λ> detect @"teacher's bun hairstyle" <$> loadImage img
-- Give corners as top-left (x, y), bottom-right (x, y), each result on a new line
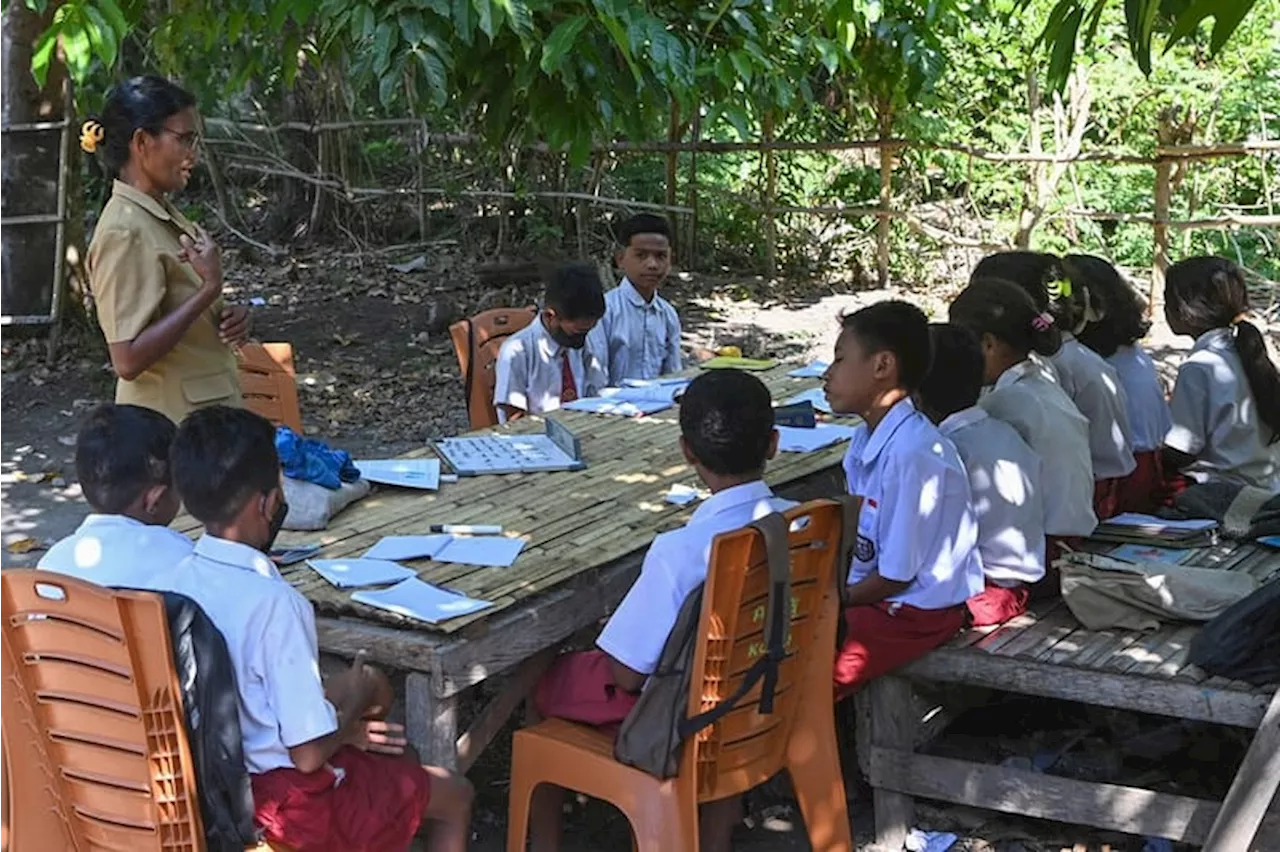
top-left (80, 75), bottom-right (195, 179)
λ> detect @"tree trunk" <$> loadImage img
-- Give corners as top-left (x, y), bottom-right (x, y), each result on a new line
top-left (875, 100), bottom-right (894, 288)
top-left (2, 2), bottom-right (69, 321)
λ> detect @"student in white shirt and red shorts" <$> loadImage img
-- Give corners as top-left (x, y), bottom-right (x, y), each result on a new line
top-left (530, 369), bottom-right (793, 852)
top-left (821, 301), bottom-right (985, 699)
top-left (915, 324), bottom-right (1047, 625)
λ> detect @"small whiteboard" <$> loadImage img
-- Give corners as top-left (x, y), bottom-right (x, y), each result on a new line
top-left (433, 419), bottom-right (585, 476)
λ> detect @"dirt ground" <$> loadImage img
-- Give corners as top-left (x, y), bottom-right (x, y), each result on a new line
top-left (2, 245), bottom-right (1274, 851)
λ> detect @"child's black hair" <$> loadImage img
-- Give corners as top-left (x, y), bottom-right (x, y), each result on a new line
top-left (82, 75), bottom-right (196, 180)
top-left (1068, 254), bottom-right (1150, 358)
top-left (170, 406), bottom-right (280, 525)
top-left (679, 369), bottom-right (775, 477)
top-left (950, 277), bottom-right (1063, 358)
top-left (839, 300), bottom-right (932, 392)
top-left (75, 404), bottom-right (177, 515)
top-left (973, 250), bottom-right (1091, 333)
top-left (917, 324), bottom-right (986, 421)
top-left (1165, 256), bottom-right (1280, 441)
top-left (615, 214), bottom-right (672, 248)
top-left (544, 262), bottom-right (606, 321)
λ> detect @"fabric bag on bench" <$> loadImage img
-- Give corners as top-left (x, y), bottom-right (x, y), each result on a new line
top-left (1058, 552), bottom-right (1258, 631)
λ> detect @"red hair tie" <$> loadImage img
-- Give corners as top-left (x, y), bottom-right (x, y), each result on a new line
top-left (1031, 312), bottom-right (1054, 332)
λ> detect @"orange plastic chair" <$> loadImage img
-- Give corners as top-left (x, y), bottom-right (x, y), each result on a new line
top-left (506, 498), bottom-right (856, 852)
top-left (0, 570), bottom-right (282, 852)
top-left (449, 306), bottom-right (537, 430)
top-left (238, 342), bottom-right (302, 433)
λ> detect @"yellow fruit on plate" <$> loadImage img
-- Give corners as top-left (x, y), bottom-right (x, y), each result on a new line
top-left (717, 345), bottom-right (742, 358)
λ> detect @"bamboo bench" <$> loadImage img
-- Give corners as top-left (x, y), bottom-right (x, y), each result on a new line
top-left (856, 542), bottom-right (1279, 850)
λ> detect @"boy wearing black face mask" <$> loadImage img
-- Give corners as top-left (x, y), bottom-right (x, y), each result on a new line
top-left (169, 406), bottom-right (474, 851)
top-left (495, 261), bottom-right (608, 423)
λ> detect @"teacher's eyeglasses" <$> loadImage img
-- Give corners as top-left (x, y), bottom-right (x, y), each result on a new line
top-left (159, 128), bottom-right (201, 150)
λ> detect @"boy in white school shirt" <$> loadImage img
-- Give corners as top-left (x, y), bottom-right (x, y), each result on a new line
top-left (916, 324), bottom-right (1047, 626)
top-left (166, 406), bottom-right (473, 852)
top-left (822, 301), bottom-right (985, 699)
top-left (588, 214), bottom-right (683, 383)
top-left (529, 369), bottom-right (792, 852)
top-left (495, 261), bottom-right (608, 423)
top-left (39, 403), bottom-right (193, 587)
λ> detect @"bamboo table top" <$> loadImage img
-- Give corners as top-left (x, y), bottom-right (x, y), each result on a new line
top-left (174, 364), bottom-right (853, 634)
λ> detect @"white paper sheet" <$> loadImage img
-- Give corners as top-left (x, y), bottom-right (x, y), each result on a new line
top-left (561, 397), bottom-right (671, 417)
top-left (602, 382), bottom-right (689, 403)
top-left (621, 377), bottom-right (691, 388)
top-left (306, 558), bottom-right (417, 589)
top-left (434, 536), bottom-right (526, 568)
top-left (782, 387), bottom-right (834, 414)
top-left (351, 578), bottom-right (493, 624)
top-left (665, 483), bottom-right (702, 506)
top-left (1104, 513), bottom-right (1216, 531)
top-left (362, 535), bottom-right (452, 561)
top-left (353, 458), bottom-right (441, 490)
top-left (776, 423), bottom-right (860, 452)
top-left (787, 361), bottom-right (830, 378)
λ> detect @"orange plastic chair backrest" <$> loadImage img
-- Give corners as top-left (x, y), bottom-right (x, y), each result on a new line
top-left (449, 306), bottom-right (537, 430)
top-left (682, 498), bottom-right (848, 801)
top-left (238, 342), bottom-right (302, 433)
top-left (1, 570), bottom-right (204, 851)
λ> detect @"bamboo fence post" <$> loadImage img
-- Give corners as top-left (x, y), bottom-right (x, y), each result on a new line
top-left (1152, 154), bottom-right (1173, 313)
top-left (686, 102), bottom-right (701, 270)
top-left (665, 101), bottom-right (680, 212)
top-left (763, 110), bottom-right (778, 278)
top-left (876, 113), bottom-right (894, 288)
top-left (417, 119), bottom-right (428, 243)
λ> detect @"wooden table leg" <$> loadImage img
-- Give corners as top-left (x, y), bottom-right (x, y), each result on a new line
top-left (856, 675), bottom-right (918, 851)
top-left (406, 671), bottom-right (460, 771)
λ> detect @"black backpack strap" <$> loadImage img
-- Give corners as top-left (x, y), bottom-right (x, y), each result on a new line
top-left (676, 511), bottom-right (791, 739)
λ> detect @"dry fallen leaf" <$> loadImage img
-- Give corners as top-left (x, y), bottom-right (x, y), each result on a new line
top-left (7, 537), bottom-right (45, 554)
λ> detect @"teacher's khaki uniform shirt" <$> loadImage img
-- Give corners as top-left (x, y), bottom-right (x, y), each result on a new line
top-left (87, 180), bottom-right (241, 423)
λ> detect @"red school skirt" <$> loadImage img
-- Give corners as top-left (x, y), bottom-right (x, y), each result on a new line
top-left (534, 649), bottom-right (640, 734)
top-left (1114, 450), bottom-right (1164, 515)
top-left (251, 746), bottom-right (432, 852)
top-left (834, 601), bottom-right (967, 701)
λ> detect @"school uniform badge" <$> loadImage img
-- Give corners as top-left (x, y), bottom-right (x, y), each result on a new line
top-left (855, 534), bottom-right (876, 562)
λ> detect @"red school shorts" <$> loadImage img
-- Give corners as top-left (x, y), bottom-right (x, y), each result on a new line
top-left (966, 580), bottom-right (1030, 627)
top-left (1093, 477), bottom-right (1121, 521)
top-left (534, 649), bottom-right (640, 734)
top-left (834, 601), bottom-right (967, 701)
top-left (251, 745), bottom-right (432, 852)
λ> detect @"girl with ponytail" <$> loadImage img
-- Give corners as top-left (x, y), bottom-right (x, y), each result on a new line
top-left (950, 278), bottom-right (1097, 556)
top-left (1163, 257), bottom-right (1280, 491)
top-left (973, 251), bottom-right (1137, 519)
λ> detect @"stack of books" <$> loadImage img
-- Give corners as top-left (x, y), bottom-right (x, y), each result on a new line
top-left (1090, 513), bottom-right (1219, 548)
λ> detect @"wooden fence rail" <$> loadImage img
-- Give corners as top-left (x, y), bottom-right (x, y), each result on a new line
top-left (201, 115), bottom-right (1277, 304)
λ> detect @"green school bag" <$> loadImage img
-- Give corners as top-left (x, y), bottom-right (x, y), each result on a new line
top-left (612, 511), bottom-right (793, 779)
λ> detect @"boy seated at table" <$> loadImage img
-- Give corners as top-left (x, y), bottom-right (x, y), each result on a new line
top-left (495, 261), bottom-right (609, 422)
top-left (166, 405), bottom-right (473, 852)
top-left (39, 403), bottom-right (193, 588)
top-left (822, 301), bottom-right (985, 698)
top-left (528, 369), bottom-right (792, 852)
top-left (588, 214), bottom-right (683, 383)
top-left (915, 324), bottom-right (1047, 625)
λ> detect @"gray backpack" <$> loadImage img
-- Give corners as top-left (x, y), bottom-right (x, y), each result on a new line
top-left (613, 512), bottom-right (793, 779)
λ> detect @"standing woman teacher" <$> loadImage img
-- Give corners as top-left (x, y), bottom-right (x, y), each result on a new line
top-left (82, 75), bottom-right (249, 423)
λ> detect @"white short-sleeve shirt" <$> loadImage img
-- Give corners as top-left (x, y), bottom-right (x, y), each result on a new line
top-left (587, 278), bottom-right (683, 384)
top-left (38, 514), bottom-right (194, 589)
top-left (165, 535), bottom-right (339, 774)
top-left (1051, 335), bottom-right (1137, 480)
top-left (980, 360), bottom-right (1098, 537)
top-left (842, 398), bottom-right (985, 610)
top-left (1107, 344), bottom-right (1171, 453)
top-left (596, 480), bottom-right (796, 676)
top-left (939, 407), bottom-right (1046, 586)
top-left (1165, 328), bottom-right (1280, 491)
top-left (494, 316), bottom-right (608, 423)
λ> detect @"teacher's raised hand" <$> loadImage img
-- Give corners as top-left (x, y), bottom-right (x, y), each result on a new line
top-left (178, 225), bottom-right (223, 292)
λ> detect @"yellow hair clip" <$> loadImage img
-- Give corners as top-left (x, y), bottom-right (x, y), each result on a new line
top-left (1047, 276), bottom-right (1073, 301)
top-left (80, 120), bottom-right (104, 153)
